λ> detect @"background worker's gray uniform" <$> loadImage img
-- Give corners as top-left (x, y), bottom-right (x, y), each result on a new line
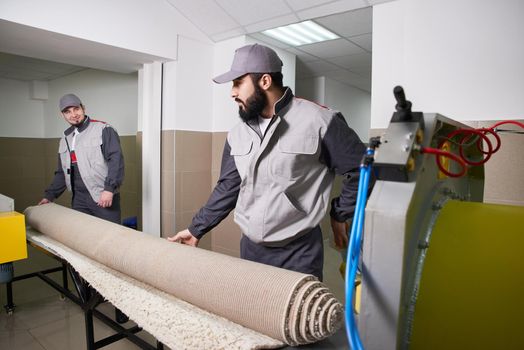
top-left (44, 117), bottom-right (124, 224)
top-left (187, 88), bottom-right (369, 280)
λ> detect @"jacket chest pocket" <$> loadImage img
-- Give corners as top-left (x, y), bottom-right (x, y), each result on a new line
top-left (58, 142), bottom-right (69, 166)
top-left (271, 134), bottom-right (319, 180)
top-left (230, 141), bottom-right (253, 178)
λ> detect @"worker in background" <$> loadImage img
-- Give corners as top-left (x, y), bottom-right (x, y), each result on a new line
top-left (38, 93), bottom-right (127, 323)
top-left (169, 44), bottom-right (368, 281)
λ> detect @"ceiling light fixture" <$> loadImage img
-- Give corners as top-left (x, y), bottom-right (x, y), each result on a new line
top-left (262, 20), bottom-right (339, 46)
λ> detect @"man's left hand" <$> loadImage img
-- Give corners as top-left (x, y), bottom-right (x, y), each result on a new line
top-left (98, 191), bottom-right (114, 208)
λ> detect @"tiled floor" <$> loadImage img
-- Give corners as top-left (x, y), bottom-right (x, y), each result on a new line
top-left (0, 240), bottom-right (347, 350)
top-left (0, 297), bottom-right (160, 350)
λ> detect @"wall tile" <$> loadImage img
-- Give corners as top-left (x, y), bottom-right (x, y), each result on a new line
top-left (211, 132), bottom-right (228, 172)
top-left (161, 170), bottom-right (175, 213)
top-left (174, 171), bottom-right (182, 214)
top-left (21, 156), bottom-right (46, 179)
top-left (175, 131), bottom-right (211, 172)
top-left (477, 120), bottom-right (524, 205)
top-left (123, 163), bottom-right (137, 193)
top-left (180, 171), bottom-right (211, 211)
top-left (45, 139), bottom-right (60, 156)
top-left (211, 213), bottom-right (241, 256)
top-left (161, 130), bottom-right (175, 172)
top-left (175, 212), bottom-right (185, 233)
top-left (161, 210), bottom-right (175, 237)
top-left (120, 135), bottom-right (137, 161)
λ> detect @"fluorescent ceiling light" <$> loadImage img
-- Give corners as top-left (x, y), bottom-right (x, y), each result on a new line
top-left (262, 20), bottom-right (339, 46)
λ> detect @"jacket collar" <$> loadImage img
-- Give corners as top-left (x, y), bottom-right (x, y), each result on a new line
top-left (64, 116), bottom-right (90, 136)
top-left (273, 87), bottom-right (293, 117)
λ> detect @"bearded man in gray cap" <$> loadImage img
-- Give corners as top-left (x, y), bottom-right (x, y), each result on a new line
top-left (169, 44), bottom-right (369, 281)
top-left (39, 93), bottom-right (124, 224)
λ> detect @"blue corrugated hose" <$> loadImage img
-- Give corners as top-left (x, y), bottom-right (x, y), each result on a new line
top-left (345, 148), bottom-right (374, 350)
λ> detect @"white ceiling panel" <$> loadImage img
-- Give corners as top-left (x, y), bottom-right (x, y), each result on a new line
top-left (298, 38), bottom-right (366, 58)
top-left (244, 13), bottom-right (299, 33)
top-left (367, 0), bottom-right (395, 4)
top-left (327, 52), bottom-right (372, 72)
top-left (0, 52), bottom-right (86, 81)
top-left (348, 33), bottom-right (372, 51)
top-left (297, 0), bottom-right (367, 21)
top-left (211, 27), bottom-right (248, 42)
top-left (325, 69), bottom-right (371, 91)
top-left (285, 0), bottom-right (336, 11)
top-left (1, 0), bottom-right (377, 92)
top-left (316, 6), bottom-right (372, 37)
top-left (297, 59), bottom-right (340, 78)
top-left (283, 47), bottom-right (319, 62)
top-left (216, 0), bottom-right (292, 26)
top-left (166, 0), bottom-right (240, 35)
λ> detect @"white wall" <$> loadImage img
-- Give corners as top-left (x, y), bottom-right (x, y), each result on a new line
top-left (372, 0), bottom-right (524, 128)
top-left (45, 70), bottom-right (138, 137)
top-left (0, 78), bottom-right (45, 137)
top-left (0, 71), bottom-right (137, 138)
top-left (166, 36), bottom-right (214, 131)
top-left (296, 76), bottom-right (326, 104)
top-left (325, 78), bottom-right (371, 141)
top-left (0, 0), bottom-right (209, 60)
top-left (295, 76), bottom-right (372, 141)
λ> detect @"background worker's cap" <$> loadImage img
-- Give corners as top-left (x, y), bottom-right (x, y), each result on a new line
top-left (59, 94), bottom-right (82, 111)
top-left (213, 44), bottom-right (283, 84)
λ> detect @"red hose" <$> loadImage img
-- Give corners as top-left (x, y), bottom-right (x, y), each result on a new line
top-left (422, 146), bottom-right (467, 178)
top-left (423, 119), bottom-right (522, 178)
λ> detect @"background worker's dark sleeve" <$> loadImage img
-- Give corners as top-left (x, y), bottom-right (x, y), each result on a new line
top-left (188, 140), bottom-right (241, 239)
top-left (320, 112), bottom-right (373, 222)
top-left (101, 126), bottom-right (125, 192)
top-left (44, 155), bottom-right (67, 201)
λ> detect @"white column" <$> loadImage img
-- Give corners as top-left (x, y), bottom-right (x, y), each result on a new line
top-left (138, 62), bottom-right (162, 236)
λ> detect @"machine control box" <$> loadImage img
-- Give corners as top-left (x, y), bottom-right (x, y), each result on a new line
top-left (374, 121), bottom-right (423, 182)
top-left (0, 211), bottom-right (28, 264)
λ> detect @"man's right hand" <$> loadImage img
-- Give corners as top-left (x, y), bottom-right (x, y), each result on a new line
top-left (38, 198), bottom-right (50, 205)
top-left (167, 229), bottom-right (199, 247)
top-left (331, 217), bottom-right (349, 249)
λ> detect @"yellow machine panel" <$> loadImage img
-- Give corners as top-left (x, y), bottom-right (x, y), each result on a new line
top-left (411, 201), bottom-right (524, 350)
top-left (0, 211), bottom-right (27, 264)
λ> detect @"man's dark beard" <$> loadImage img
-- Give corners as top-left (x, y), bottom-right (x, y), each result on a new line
top-left (237, 85), bottom-right (268, 123)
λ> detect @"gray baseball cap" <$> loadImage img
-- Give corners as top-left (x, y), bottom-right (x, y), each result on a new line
top-left (59, 93), bottom-right (82, 111)
top-left (213, 43), bottom-right (283, 84)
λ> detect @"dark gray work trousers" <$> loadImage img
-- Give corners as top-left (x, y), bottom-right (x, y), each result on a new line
top-left (240, 226), bottom-right (324, 281)
top-left (71, 165), bottom-right (121, 224)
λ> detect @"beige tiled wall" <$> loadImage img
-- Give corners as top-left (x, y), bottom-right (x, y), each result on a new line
top-left (172, 130), bottom-right (213, 250)
top-left (0, 137), bottom-right (49, 212)
top-left (470, 120), bottom-right (524, 206)
top-left (166, 130), bottom-right (240, 255)
top-left (161, 130), bottom-right (175, 237)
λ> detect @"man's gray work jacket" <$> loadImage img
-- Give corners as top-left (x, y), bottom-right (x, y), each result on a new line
top-left (189, 88), bottom-right (366, 246)
top-left (45, 117), bottom-right (124, 203)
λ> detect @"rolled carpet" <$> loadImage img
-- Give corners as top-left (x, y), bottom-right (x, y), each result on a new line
top-left (24, 203), bottom-right (343, 346)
